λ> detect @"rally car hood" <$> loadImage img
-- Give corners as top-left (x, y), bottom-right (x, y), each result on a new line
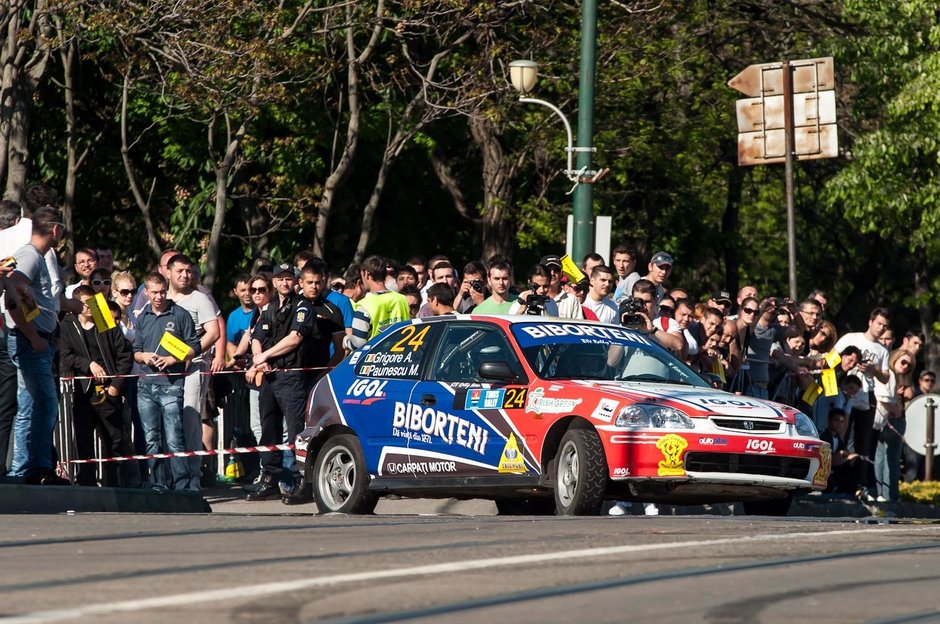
top-left (569, 380), bottom-right (794, 422)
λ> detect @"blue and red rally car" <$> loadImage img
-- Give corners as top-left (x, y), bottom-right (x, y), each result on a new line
top-left (294, 315), bottom-right (829, 515)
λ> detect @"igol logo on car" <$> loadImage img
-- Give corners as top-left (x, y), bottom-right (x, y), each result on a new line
top-left (745, 439), bottom-right (776, 454)
top-left (342, 379), bottom-right (388, 405)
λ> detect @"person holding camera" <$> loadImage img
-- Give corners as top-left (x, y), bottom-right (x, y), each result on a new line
top-left (508, 264), bottom-right (559, 316)
top-left (619, 279), bottom-right (683, 353)
top-left (832, 307), bottom-right (891, 500)
top-left (455, 261), bottom-right (488, 314)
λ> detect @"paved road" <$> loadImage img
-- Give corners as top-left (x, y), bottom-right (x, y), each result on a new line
top-left (1, 502), bottom-right (939, 623)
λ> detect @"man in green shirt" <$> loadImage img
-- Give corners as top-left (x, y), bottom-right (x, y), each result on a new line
top-left (473, 259), bottom-right (514, 315)
top-left (344, 255), bottom-right (410, 351)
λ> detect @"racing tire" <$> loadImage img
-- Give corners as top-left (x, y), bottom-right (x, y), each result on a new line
top-left (742, 494), bottom-right (792, 517)
top-left (554, 428), bottom-right (607, 516)
top-left (495, 497), bottom-right (557, 516)
top-left (312, 434), bottom-right (377, 515)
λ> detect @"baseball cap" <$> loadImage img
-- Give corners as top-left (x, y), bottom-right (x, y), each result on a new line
top-left (540, 254), bottom-right (562, 269)
top-left (711, 290), bottom-right (732, 305)
top-left (650, 251), bottom-right (673, 267)
top-left (274, 262), bottom-right (296, 277)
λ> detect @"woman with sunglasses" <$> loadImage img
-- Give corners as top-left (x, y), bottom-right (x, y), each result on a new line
top-left (233, 274), bottom-right (273, 456)
top-left (109, 270), bottom-right (147, 479)
top-left (873, 348), bottom-right (915, 502)
top-left (110, 271), bottom-right (137, 337)
top-left (90, 268), bottom-right (113, 300)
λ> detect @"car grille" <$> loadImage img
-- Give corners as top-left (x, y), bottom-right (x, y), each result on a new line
top-left (685, 452), bottom-right (810, 479)
top-left (709, 417), bottom-right (783, 433)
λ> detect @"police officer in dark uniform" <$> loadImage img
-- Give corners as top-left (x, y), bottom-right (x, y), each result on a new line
top-left (298, 259), bottom-right (346, 387)
top-left (280, 259), bottom-right (346, 504)
top-left (244, 262), bottom-right (311, 500)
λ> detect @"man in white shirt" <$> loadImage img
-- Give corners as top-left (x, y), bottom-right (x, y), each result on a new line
top-left (167, 253), bottom-right (221, 490)
top-left (832, 307), bottom-right (891, 497)
top-left (582, 265), bottom-right (618, 324)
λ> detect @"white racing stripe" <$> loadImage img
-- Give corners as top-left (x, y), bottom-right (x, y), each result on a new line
top-left (4, 526), bottom-right (938, 623)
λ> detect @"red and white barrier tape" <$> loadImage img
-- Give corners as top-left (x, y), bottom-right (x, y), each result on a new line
top-left (60, 364), bottom-right (331, 382)
top-left (66, 443), bottom-right (296, 464)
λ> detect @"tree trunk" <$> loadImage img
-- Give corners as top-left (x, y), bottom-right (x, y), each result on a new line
top-left (721, 156), bottom-right (744, 295)
top-left (469, 111), bottom-right (515, 261)
top-left (1, 1), bottom-right (52, 202)
top-left (204, 115), bottom-right (248, 291)
top-left (60, 36), bottom-right (78, 262)
top-left (313, 0), bottom-right (385, 257)
top-left (120, 71), bottom-right (163, 260)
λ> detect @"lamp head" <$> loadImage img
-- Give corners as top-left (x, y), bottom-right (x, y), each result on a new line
top-left (509, 59), bottom-right (539, 95)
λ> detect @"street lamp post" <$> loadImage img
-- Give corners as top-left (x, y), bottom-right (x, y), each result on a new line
top-left (510, 47), bottom-right (603, 262)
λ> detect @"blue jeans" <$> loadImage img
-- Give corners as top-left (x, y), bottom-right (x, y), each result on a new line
top-left (875, 418), bottom-right (905, 502)
top-left (137, 383), bottom-right (193, 490)
top-left (8, 333), bottom-right (58, 478)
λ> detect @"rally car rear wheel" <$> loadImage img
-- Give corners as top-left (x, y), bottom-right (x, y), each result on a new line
top-left (554, 428), bottom-right (607, 516)
top-left (313, 434), bottom-right (377, 515)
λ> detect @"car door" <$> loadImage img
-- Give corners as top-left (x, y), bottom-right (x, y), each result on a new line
top-left (341, 321), bottom-right (439, 479)
top-left (409, 322), bottom-right (539, 480)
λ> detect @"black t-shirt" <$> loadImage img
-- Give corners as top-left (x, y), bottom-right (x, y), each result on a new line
top-left (82, 325), bottom-right (105, 369)
top-left (301, 296), bottom-right (344, 369)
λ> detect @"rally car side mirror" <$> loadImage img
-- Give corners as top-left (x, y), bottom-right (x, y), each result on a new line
top-left (479, 361), bottom-right (518, 383)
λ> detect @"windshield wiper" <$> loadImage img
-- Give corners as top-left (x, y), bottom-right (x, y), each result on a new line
top-left (619, 374), bottom-right (695, 385)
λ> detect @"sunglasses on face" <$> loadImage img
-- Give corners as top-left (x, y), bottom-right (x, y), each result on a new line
top-left (742, 307), bottom-right (758, 315)
top-left (116, 288), bottom-right (134, 297)
top-left (250, 286), bottom-right (268, 294)
top-left (92, 279), bottom-right (112, 286)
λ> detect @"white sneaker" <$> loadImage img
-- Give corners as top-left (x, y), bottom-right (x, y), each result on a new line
top-left (876, 495), bottom-right (888, 503)
top-left (644, 503), bottom-right (660, 516)
top-left (608, 501), bottom-right (631, 516)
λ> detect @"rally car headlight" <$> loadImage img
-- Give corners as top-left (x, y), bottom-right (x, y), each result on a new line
top-left (616, 405), bottom-right (652, 428)
top-left (794, 412), bottom-right (818, 437)
top-left (615, 404), bottom-right (693, 429)
top-left (650, 406), bottom-right (694, 429)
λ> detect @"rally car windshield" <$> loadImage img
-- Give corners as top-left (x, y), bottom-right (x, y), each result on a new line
top-left (511, 321), bottom-right (709, 387)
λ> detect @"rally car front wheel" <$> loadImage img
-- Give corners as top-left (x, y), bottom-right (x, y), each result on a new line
top-left (313, 434), bottom-right (377, 515)
top-left (554, 428), bottom-right (607, 516)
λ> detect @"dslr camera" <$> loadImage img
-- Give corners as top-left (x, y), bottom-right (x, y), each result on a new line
top-left (524, 293), bottom-right (548, 315)
top-left (618, 296), bottom-right (647, 331)
top-left (470, 279), bottom-right (484, 293)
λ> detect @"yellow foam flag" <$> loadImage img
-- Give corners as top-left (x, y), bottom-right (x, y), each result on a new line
top-left (801, 382), bottom-right (823, 406)
top-left (825, 350), bottom-right (841, 369)
top-left (20, 292), bottom-right (40, 322)
top-left (87, 292), bottom-right (116, 332)
top-left (159, 331), bottom-right (192, 362)
top-left (560, 254), bottom-right (586, 283)
top-left (711, 358), bottom-right (726, 384)
top-left (821, 368), bottom-right (838, 397)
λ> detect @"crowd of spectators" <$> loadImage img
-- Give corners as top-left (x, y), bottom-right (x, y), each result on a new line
top-left (0, 195), bottom-right (932, 507)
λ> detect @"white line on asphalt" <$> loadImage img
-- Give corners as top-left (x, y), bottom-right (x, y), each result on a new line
top-left (4, 526), bottom-right (938, 623)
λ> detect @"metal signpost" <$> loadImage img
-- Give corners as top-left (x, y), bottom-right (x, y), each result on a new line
top-left (729, 57), bottom-right (837, 300)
